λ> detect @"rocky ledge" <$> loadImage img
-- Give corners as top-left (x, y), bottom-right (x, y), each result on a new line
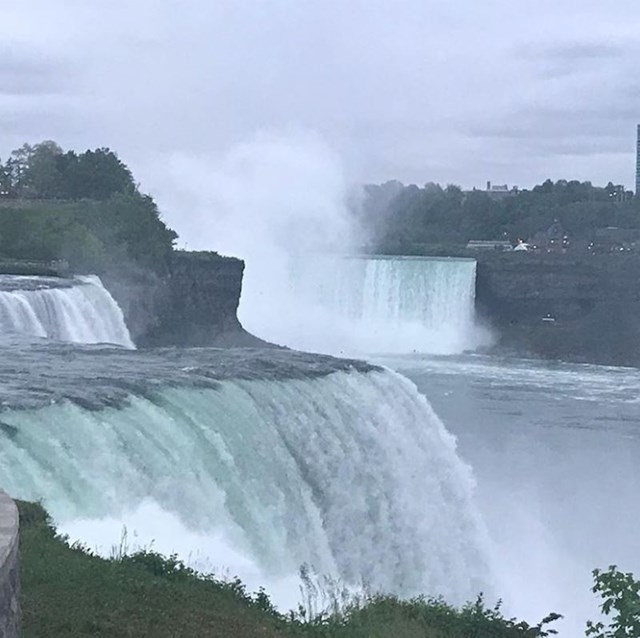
top-left (475, 252), bottom-right (640, 367)
top-left (104, 248), bottom-right (640, 367)
top-left (102, 251), bottom-right (270, 348)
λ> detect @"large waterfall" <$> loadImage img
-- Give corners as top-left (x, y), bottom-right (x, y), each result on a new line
top-left (240, 255), bottom-right (487, 355)
top-left (0, 275), bottom-right (133, 347)
top-left (0, 345), bottom-right (491, 606)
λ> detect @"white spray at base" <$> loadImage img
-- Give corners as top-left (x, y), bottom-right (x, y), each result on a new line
top-left (0, 275), bottom-right (134, 347)
top-left (148, 131), bottom-right (490, 355)
top-left (276, 255), bottom-right (484, 355)
top-left (0, 368), bottom-right (492, 608)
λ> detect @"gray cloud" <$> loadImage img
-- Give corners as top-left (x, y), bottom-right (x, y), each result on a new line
top-left (515, 39), bottom-right (633, 83)
top-left (0, 49), bottom-right (69, 96)
top-left (517, 41), bottom-right (625, 62)
top-left (2, 0), bottom-right (640, 198)
top-left (468, 104), bottom-right (638, 141)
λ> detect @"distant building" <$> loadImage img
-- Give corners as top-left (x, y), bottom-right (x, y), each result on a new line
top-left (485, 181), bottom-right (518, 199)
top-left (528, 220), bottom-right (569, 253)
top-left (608, 183), bottom-right (630, 202)
top-left (466, 239), bottom-right (513, 251)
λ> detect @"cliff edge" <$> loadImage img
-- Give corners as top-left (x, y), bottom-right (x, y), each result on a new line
top-left (476, 252), bottom-right (640, 367)
top-left (103, 251), bottom-right (270, 348)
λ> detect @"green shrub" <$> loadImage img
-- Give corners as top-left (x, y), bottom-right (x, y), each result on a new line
top-left (15, 500), bottom-right (51, 528)
top-left (16, 500), bottom-right (561, 637)
top-left (586, 566), bottom-right (640, 637)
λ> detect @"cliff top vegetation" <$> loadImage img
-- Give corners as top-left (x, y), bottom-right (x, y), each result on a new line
top-left (361, 179), bottom-right (640, 254)
top-left (19, 498), bottom-right (640, 636)
top-left (0, 141), bottom-right (178, 273)
top-left (4, 139), bottom-right (639, 271)
top-left (18, 499), bottom-right (560, 637)
top-left (1, 141), bottom-right (136, 201)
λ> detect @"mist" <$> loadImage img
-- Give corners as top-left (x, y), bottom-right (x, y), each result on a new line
top-left (149, 130), bottom-right (359, 349)
top-left (146, 130), bottom-right (490, 355)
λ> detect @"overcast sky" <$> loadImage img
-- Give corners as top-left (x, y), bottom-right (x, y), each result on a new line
top-left (2, 0), bottom-right (640, 195)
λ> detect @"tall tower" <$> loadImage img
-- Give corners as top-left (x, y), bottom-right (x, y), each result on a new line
top-left (636, 124), bottom-right (640, 196)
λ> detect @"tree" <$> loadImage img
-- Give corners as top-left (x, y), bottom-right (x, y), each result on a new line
top-left (586, 566), bottom-right (640, 637)
top-left (360, 176), bottom-right (640, 254)
top-left (0, 141), bottom-right (138, 200)
top-left (55, 148), bottom-right (136, 199)
top-left (0, 141), bottom-right (178, 272)
top-left (0, 159), bottom-right (11, 196)
top-left (5, 143), bottom-right (34, 196)
top-left (24, 140), bottom-right (63, 198)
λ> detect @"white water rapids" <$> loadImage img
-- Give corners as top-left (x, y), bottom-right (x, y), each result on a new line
top-left (0, 363), bottom-right (491, 608)
top-left (0, 275), bottom-right (133, 347)
top-left (0, 263), bottom-right (495, 613)
top-left (0, 265), bottom-right (624, 634)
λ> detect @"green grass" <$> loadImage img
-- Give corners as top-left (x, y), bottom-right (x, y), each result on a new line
top-left (17, 501), bottom-right (559, 637)
top-left (19, 501), bottom-right (292, 637)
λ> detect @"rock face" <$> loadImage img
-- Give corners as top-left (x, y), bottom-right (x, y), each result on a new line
top-left (103, 252), bottom-right (269, 348)
top-left (476, 252), bottom-right (640, 367)
top-left (105, 248), bottom-right (640, 366)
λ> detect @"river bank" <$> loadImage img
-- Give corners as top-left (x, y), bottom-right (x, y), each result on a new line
top-left (17, 500), bottom-right (556, 637)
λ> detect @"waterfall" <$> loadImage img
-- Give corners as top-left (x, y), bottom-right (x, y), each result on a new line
top-left (0, 275), bottom-right (133, 347)
top-left (315, 256), bottom-right (477, 331)
top-left (240, 255), bottom-right (486, 355)
top-left (0, 366), bottom-right (490, 606)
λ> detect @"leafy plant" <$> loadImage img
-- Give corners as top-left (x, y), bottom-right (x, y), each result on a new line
top-left (17, 499), bottom-right (562, 638)
top-left (586, 566), bottom-right (640, 637)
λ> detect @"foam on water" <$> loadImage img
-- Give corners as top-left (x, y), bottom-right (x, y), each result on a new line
top-left (0, 367), bottom-right (491, 607)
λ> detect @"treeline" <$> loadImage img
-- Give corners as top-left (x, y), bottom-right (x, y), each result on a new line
top-left (361, 179), bottom-right (640, 253)
top-left (0, 141), bottom-right (177, 272)
top-left (0, 141), bottom-right (135, 200)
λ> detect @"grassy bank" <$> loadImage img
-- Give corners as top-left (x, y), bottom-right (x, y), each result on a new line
top-left (18, 501), bottom-right (558, 637)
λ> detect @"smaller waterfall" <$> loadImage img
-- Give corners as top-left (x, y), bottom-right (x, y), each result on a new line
top-left (0, 275), bottom-right (134, 348)
top-left (320, 256), bottom-right (477, 331)
top-left (241, 255), bottom-right (487, 355)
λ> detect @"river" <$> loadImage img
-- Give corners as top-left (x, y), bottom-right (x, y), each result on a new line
top-left (382, 353), bottom-right (640, 634)
top-left (1, 270), bottom-right (637, 635)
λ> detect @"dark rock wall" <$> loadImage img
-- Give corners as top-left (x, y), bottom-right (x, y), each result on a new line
top-left (476, 253), bottom-right (640, 366)
top-left (103, 252), bottom-right (268, 348)
top-left (105, 248), bottom-right (640, 365)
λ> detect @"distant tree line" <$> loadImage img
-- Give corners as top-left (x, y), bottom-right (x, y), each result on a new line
top-left (0, 141), bottom-right (136, 200)
top-left (361, 179), bottom-right (640, 253)
top-left (0, 141), bottom-right (177, 272)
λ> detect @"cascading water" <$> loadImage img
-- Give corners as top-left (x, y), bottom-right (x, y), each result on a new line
top-left (0, 344), bottom-right (491, 607)
top-left (153, 137), bottom-right (489, 356)
top-left (241, 255), bottom-right (489, 355)
top-left (303, 256), bottom-right (478, 340)
top-left (0, 275), bottom-right (133, 347)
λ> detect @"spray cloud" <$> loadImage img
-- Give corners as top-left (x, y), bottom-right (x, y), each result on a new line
top-left (149, 130), bottom-right (489, 355)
